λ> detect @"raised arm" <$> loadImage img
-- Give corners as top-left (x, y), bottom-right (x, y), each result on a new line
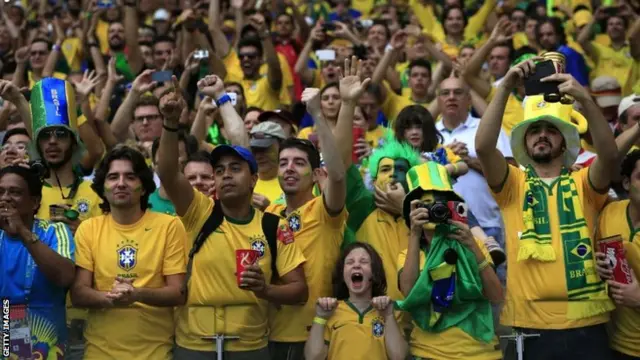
top-left (370, 31), bottom-right (407, 101)
top-left (93, 59), bottom-right (122, 150)
top-left (294, 24), bottom-right (324, 86)
top-left (333, 56), bottom-right (371, 167)
top-left (476, 59), bottom-right (536, 190)
top-left (110, 70), bottom-right (158, 142)
top-left (123, 0), bottom-right (143, 74)
top-left (250, 14), bottom-right (283, 92)
top-left (0, 80), bottom-right (32, 136)
top-left (302, 87), bottom-right (346, 213)
top-left (209, 0), bottom-right (232, 58)
top-left (576, 8), bottom-right (602, 60)
top-left (74, 71), bottom-right (105, 171)
top-left (201, 77), bottom-right (249, 147)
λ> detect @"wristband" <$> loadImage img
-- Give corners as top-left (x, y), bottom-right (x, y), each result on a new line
top-left (53, 44), bottom-right (61, 52)
top-left (477, 259), bottom-right (490, 271)
top-left (313, 317), bottom-right (327, 325)
top-left (384, 44), bottom-right (393, 53)
top-left (163, 123), bottom-right (179, 132)
top-left (87, 42), bottom-right (99, 48)
top-left (215, 94), bottom-right (232, 107)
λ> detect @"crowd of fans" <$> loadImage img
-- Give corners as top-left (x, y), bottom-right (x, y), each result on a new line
top-left (0, 0), bottom-right (640, 359)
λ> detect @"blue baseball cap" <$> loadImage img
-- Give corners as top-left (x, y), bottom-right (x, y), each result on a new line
top-left (210, 145), bottom-right (258, 174)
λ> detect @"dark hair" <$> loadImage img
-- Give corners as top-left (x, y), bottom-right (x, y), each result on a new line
top-left (186, 150), bottom-right (213, 166)
top-left (92, 145), bottom-right (156, 213)
top-left (0, 165), bottom-right (43, 199)
top-left (441, 6), bottom-right (468, 35)
top-left (408, 58), bottom-right (432, 77)
top-left (244, 106), bottom-right (263, 118)
top-left (151, 130), bottom-right (198, 164)
top-left (31, 38), bottom-right (52, 50)
top-left (363, 84), bottom-right (384, 102)
top-left (320, 82), bottom-right (339, 96)
top-left (492, 41), bottom-right (516, 63)
top-left (153, 35), bottom-right (176, 47)
top-left (394, 105), bottom-right (442, 153)
top-left (133, 95), bottom-right (159, 113)
top-left (535, 17), bottom-right (567, 47)
top-left (2, 128), bottom-right (30, 146)
top-left (278, 138), bottom-right (321, 169)
top-left (368, 20), bottom-right (391, 40)
top-left (332, 242), bottom-right (387, 300)
top-left (237, 37), bottom-right (264, 57)
top-left (225, 81), bottom-right (246, 98)
top-left (621, 150), bottom-right (640, 179)
top-left (139, 40), bottom-right (153, 48)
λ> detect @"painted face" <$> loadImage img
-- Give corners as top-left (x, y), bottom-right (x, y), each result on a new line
top-left (343, 247), bottom-right (373, 296)
top-left (374, 157), bottom-right (410, 191)
top-left (104, 159), bottom-right (145, 209)
top-left (278, 147), bottom-right (315, 195)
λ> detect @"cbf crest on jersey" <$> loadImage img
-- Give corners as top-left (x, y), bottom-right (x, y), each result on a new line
top-left (117, 239), bottom-right (139, 271)
top-left (288, 213), bottom-right (301, 232)
top-left (76, 198), bottom-right (91, 215)
top-left (250, 235), bottom-right (267, 258)
top-left (372, 317), bottom-right (385, 337)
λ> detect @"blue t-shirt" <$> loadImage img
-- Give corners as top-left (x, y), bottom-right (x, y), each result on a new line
top-left (0, 218), bottom-right (75, 359)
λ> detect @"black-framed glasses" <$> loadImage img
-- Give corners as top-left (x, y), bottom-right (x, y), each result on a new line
top-left (39, 128), bottom-right (71, 140)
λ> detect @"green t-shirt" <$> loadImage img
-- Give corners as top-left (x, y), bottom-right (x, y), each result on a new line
top-left (148, 189), bottom-right (176, 216)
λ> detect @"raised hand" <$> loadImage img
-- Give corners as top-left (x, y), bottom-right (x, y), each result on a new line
top-left (0, 80), bottom-right (25, 104)
top-left (541, 73), bottom-right (591, 103)
top-left (339, 56), bottom-right (371, 102)
top-left (159, 77), bottom-right (185, 122)
top-left (315, 297), bottom-right (338, 319)
top-left (197, 75), bottom-right (226, 99)
top-left (490, 18), bottom-right (515, 43)
top-left (301, 87), bottom-right (322, 117)
top-left (14, 46), bottom-right (29, 64)
top-left (500, 57), bottom-right (539, 91)
top-left (107, 57), bottom-right (124, 85)
top-left (390, 30), bottom-right (408, 51)
top-left (409, 199), bottom-right (430, 236)
top-left (372, 296), bottom-right (394, 318)
top-left (132, 69), bottom-right (158, 94)
top-left (184, 51), bottom-right (200, 74)
top-left (74, 70), bottom-right (100, 99)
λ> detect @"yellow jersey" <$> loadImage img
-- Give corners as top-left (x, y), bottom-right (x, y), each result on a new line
top-left (486, 87), bottom-right (524, 136)
top-left (37, 179), bottom-right (103, 224)
top-left (492, 165), bottom-right (609, 329)
top-left (397, 241), bottom-right (500, 360)
top-left (323, 300), bottom-right (391, 360)
top-left (255, 176), bottom-right (284, 204)
top-left (381, 83), bottom-right (431, 126)
top-left (175, 190), bottom-right (306, 351)
top-left (597, 199), bottom-right (640, 357)
top-left (266, 196), bottom-right (347, 342)
top-left (74, 211), bottom-right (187, 360)
top-left (589, 43), bottom-right (635, 92)
top-left (224, 49), bottom-right (293, 109)
top-left (61, 37), bottom-right (83, 72)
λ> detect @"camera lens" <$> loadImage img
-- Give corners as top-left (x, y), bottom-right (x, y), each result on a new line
top-left (429, 202), bottom-right (451, 223)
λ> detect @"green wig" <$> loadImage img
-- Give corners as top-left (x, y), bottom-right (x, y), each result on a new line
top-left (368, 134), bottom-right (423, 179)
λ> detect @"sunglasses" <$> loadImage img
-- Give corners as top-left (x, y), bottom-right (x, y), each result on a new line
top-left (239, 53), bottom-right (259, 60)
top-left (40, 128), bottom-right (71, 140)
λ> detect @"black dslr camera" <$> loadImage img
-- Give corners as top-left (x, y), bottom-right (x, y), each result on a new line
top-left (29, 159), bottom-right (50, 179)
top-left (417, 201), bottom-right (451, 224)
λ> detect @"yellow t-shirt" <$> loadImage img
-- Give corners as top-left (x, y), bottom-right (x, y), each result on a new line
top-left (37, 179), bottom-right (103, 222)
top-left (224, 49), bottom-right (293, 109)
top-left (397, 240), bottom-right (500, 360)
top-left (266, 196), bottom-right (347, 342)
top-left (597, 199), bottom-right (640, 357)
top-left (175, 190), bottom-right (306, 351)
top-left (62, 37), bottom-right (83, 72)
top-left (589, 43), bottom-right (635, 91)
top-left (366, 125), bottom-right (387, 150)
top-left (492, 165), bottom-right (610, 329)
top-left (486, 87), bottom-right (523, 136)
top-left (323, 301), bottom-right (391, 360)
top-left (74, 211), bottom-right (187, 359)
top-left (351, 0), bottom-right (375, 15)
top-left (255, 176), bottom-right (284, 204)
top-left (381, 83), bottom-right (431, 126)
top-left (96, 19), bottom-right (110, 55)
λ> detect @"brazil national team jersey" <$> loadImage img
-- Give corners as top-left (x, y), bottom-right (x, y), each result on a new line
top-left (0, 219), bottom-right (75, 359)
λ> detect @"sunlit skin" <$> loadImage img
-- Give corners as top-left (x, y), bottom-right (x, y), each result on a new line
top-left (133, 106), bottom-right (163, 142)
top-left (37, 128), bottom-right (73, 169)
top-left (524, 121), bottom-right (565, 164)
top-left (458, 47), bottom-right (475, 63)
top-left (1, 134), bottom-right (30, 167)
top-left (244, 110), bottom-right (262, 133)
top-left (213, 155), bottom-right (257, 202)
top-left (488, 46), bottom-right (510, 80)
top-left (437, 77), bottom-right (471, 120)
top-left (278, 147), bottom-right (318, 195)
top-left (374, 158), bottom-right (410, 191)
top-left (184, 161), bottom-right (215, 195)
top-left (343, 247), bottom-right (373, 296)
top-left (103, 160), bottom-right (145, 209)
top-left (321, 86), bottom-right (341, 121)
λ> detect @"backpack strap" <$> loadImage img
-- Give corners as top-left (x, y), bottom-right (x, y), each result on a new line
top-left (181, 200), bottom-right (224, 294)
top-left (262, 212), bottom-right (281, 281)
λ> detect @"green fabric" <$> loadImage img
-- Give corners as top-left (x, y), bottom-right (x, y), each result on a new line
top-left (345, 165), bottom-right (376, 233)
top-left (148, 189), bottom-right (176, 216)
top-left (115, 52), bottom-right (135, 82)
top-left (521, 166), bottom-right (614, 319)
top-left (207, 123), bottom-right (228, 146)
top-left (395, 225), bottom-right (494, 343)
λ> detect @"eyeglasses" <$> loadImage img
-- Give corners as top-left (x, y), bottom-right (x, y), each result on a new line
top-left (1, 142), bottom-right (28, 152)
top-left (134, 114), bottom-right (162, 123)
top-left (238, 53), bottom-right (259, 60)
top-left (30, 50), bottom-right (48, 57)
top-left (39, 128), bottom-right (71, 140)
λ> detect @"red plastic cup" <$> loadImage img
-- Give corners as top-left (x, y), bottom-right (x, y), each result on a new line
top-left (598, 235), bottom-right (632, 284)
top-left (236, 249), bottom-right (259, 286)
top-left (352, 127), bottom-right (365, 163)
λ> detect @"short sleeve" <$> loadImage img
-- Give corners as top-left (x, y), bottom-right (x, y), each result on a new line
top-left (492, 164), bottom-right (523, 207)
top-left (180, 189), bottom-right (214, 233)
top-left (397, 248), bottom-right (426, 274)
top-left (580, 167), bottom-right (609, 212)
top-left (318, 196), bottom-right (348, 230)
top-left (44, 222), bottom-right (75, 262)
top-left (162, 218), bottom-right (188, 276)
top-left (74, 220), bottom-right (94, 271)
top-left (275, 219), bottom-right (307, 277)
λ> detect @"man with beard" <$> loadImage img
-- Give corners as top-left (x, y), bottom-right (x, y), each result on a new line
top-left (266, 86), bottom-right (347, 360)
top-left (476, 60), bottom-right (618, 359)
top-left (157, 75), bottom-right (307, 360)
top-left (535, 17), bottom-right (589, 86)
top-left (105, 2), bottom-right (143, 76)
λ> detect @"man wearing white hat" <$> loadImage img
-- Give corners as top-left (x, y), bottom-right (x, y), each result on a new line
top-left (476, 59), bottom-right (618, 360)
top-left (617, 93), bottom-right (640, 134)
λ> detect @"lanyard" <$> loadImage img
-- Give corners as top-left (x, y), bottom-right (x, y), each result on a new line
top-left (0, 222), bottom-right (37, 304)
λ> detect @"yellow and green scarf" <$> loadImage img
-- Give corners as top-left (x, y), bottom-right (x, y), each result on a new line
top-left (520, 166), bottom-right (614, 319)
